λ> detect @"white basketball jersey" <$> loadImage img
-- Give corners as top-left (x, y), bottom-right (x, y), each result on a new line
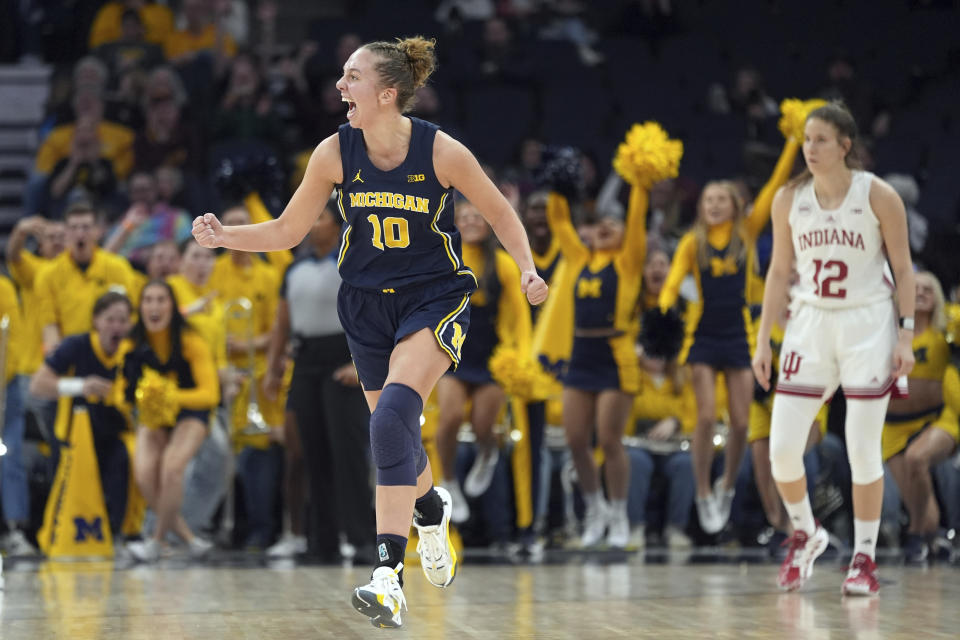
top-left (789, 170), bottom-right (894, 309)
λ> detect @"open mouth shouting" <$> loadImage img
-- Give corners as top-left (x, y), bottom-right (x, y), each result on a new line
top-left (343, 96), bottom-right (357, 119)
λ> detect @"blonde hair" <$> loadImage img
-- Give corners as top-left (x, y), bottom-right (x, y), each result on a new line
top-left (363, 36), bottom-right (436, 113)
top-left (692, 180), bottom-right (747, 270)
top-left (916, 270), bottom-right (947, 332)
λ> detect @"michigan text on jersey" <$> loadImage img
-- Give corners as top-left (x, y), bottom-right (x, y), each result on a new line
top-left (349, 191), bottom-right (430, 213)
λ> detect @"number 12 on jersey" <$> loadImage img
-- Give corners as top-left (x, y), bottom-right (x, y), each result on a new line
top-left (367, 214), bottom-right (410, 250)
top-left (812, 259), bottom-right (848, 299)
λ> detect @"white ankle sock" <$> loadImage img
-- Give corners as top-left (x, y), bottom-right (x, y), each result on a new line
top-left (584, 490), bottom-right (605, 512)
top-left (608, 498), bottom-right (627, 520)
top-left (783, 496), bottom-right (815, 535)
top-left (853, 518), bottom-right (880, 560)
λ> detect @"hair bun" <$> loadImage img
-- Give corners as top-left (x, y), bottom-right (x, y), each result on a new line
top-left (396, 36), bottom-right (436, 89)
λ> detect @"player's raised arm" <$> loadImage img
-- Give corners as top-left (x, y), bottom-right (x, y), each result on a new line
top-left (192, 133), bottom-right (342, 252)
top-left (433, 131), bottom-right (547, 305)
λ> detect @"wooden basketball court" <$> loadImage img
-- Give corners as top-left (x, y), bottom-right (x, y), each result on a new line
top-left (1, 551), bottom-right (956, 638)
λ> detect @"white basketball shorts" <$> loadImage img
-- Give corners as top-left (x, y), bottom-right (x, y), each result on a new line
top-left (775, 298), bottom-right (908, 401)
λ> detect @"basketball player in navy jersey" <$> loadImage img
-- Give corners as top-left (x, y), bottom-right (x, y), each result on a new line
top-left (193, 36), bottom-right (547, 628)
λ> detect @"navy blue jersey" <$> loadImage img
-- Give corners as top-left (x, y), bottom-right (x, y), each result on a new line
top-left (335, 117), bottom-right (472, 290)
top-left (45, 333), bottom-right (128, 438)
top-left (573, 261), bottom-right (620, 330)
top-left (696, 243), bottom-right (748, 339)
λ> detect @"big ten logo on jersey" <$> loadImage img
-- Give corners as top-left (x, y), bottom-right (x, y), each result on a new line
top-left (407, 173), bottom-right (425, 183)
top-left (577, 277), bottom-right (602, 298)
top-left (709, 255), bottom-right (739, 277)
top-left (781, 351), bottom-right (803, 381)
top-left (73, 515), bottom-right (105, 542)
top-left (914, 346), bottom-right (928, 363)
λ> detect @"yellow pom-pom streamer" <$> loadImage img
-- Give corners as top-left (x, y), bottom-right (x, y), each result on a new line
top-left (134, 367), bottom-right (179, 429)
top-left (778, 98), bottom-right (828, 142)
top-left (612, 122), bottom-right (684, 188)
top-left (489, 347), bottom-right (554, 401)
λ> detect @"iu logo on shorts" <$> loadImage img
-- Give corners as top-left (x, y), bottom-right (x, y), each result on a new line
top-left (782, 351), bottom-right (803, 381)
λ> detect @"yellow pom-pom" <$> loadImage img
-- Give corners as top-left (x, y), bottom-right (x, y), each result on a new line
top-left (134, 367), bottom-right (179, 429)
top-left (488, 347), bottom-right (554, 401)
top-left (612, 122), bottom-right (684, 188)
top-left (778, 98), bottom-right (828, 142)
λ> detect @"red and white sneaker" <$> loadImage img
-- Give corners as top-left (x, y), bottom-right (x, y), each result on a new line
top-left (842, 552), bottom-right (879, 596)
top-left (777, 525), bottom-right (829, 591)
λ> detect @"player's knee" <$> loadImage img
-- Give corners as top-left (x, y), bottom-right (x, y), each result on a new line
top-left (769, 435), bottom-right (805, 483)
top-left (369, 383), bottom-right (424, 486)
top-left (369, 406), bottom-right (416, 485)
top-left (847, 448), bottom-right (883, 485)
top-left (416, 444), bottom-right (428, 476)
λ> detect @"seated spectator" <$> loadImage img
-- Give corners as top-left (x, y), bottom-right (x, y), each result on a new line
top-left (884, 271), bottom-right (959, 563)
top-left (104, 171), bottom-right (192, 268)
top-left (89, 0), bottom-right (174, 50)
top-left (33, 88), bottom-right (135, 194)
top-left (212, 52), bottom-right (283, 144)
top-left (163, 0), bottom-right (236, 66)
top-left (72, 56), bottom-right (110, 97)
top-left (95, 8), bottom-right (165, 83)
top-left (133, 66), bottom-right (201, 174)
top-left (34, 202), bottom-right (137, 354)
top-left (30, 291), bottom-right (135, 540)
top-left (47, 116), bottom-right (118, 214)
top-left (627, 248), bottom-right (696, 549)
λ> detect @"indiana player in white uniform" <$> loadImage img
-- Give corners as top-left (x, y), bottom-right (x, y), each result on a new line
top-left (753, 103), bottom-right (915, 596)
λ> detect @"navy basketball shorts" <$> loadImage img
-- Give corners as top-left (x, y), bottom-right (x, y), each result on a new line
top-left (338, 274), bottom-right (475, 391)
top-left (686, 330), bottom-right (751, 369)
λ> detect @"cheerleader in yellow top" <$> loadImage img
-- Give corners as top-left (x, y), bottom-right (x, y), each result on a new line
top-left (435, 201), bottom-right (531, 523)
top-left (884, 271), bottom-right (959, 560)
top-left (659, 135), bottom-right (801, 534)
top-left (547, 181), bottom-right (647, 549)
top-left (124, 281), bottom-right (219, 562)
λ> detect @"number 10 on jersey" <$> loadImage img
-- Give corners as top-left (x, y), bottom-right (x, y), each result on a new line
top-left (367, 214), bottom-right (410, 250)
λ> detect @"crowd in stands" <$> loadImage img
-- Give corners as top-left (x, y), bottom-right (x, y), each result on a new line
top-left (0, 0), bottom-right (958, 566)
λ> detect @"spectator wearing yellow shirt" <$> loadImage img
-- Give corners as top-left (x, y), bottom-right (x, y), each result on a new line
top-left (34, 89), bottom-right (136, 183)
top-left (211, 205), bottom-right (286, 548)
top-left (163, 0), bottom-right (236, 65)
top-left (89, 0), bottom-right (174, 49)
top-left (6, 217), bottom-right (66, 376)
top-left (626, 352), bottom-right (696, 550)
top-left (626, 248), bottom-right (696, 550)
top-left (34, 203), bottom-right (137, 354)
top-left (166, 239), bottom-right (238, 539)
top-left (0, 275), bottom-right (34, 556)
top-left (168, 240), bottom-right (230, 386)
